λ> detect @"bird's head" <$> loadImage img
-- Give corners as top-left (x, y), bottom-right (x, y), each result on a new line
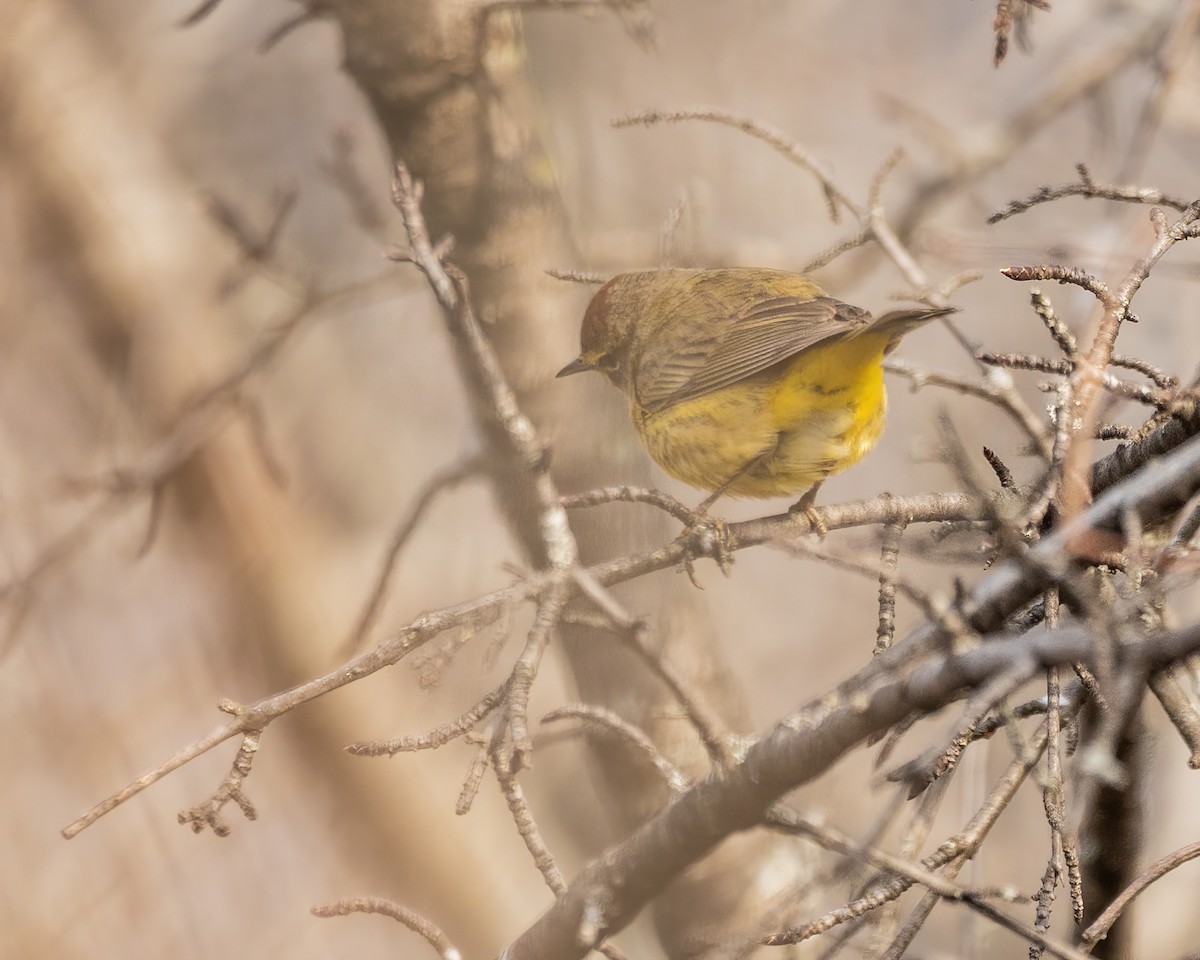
top-left (556, 274), bottom-right (642, 389)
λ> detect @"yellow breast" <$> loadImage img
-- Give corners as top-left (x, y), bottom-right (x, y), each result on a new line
top-left (634, 331), bottom-right (891, 498)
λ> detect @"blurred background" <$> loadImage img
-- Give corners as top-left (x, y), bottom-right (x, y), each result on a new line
top-left (2, 0), bottom-right (1199, 957)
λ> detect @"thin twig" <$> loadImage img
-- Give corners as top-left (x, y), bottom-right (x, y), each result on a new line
top-left (542, 704), bottom-right (690, 792)
top-left (989, 163), bottom-right (1191, 224)
top-left (0, 273), bottom-right (399, 622)
top-left (495, 585), bottom-right (570, 774)
top-left (491, 757), bottom-right (567, 895)
top-left (874, 521), bottom-right (905, 655)
top-left (1079, 839), bottom-right (1200, 949)
top-left (1147, 667), bottom-right (1200, 768)
top-left (63, 432), bottom-right (1200, 839)
top-left (561, 485), bottom-right (701, 527)
top-left (613, 108), bottom-right (859, 222)
top-left (545, 267), bottom-right (607, 284)
top-left (339, 456), bottom-right (484, 657)
top-left (178, 707), bottom-right (262, 837)
top-left (312, 897), bottom-right (461, 960)
top-left (345, 686), bottom-right (506, 756)
top-left (572, 568), bottom-right (738, 765)
top-left (885, 358), bottom-right (1052, 457)
top-left (766, 732), bottom-right (1047, 947)
top-left (1030, 589), bottom-right (1070, 957)
top-left (391, 162), bottom-right (580, 776)
top-left (455, 739), bottom-right (490, 816)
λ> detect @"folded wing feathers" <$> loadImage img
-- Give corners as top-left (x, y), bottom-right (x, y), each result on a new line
top-left (638, 296), bottom-right (875, 412)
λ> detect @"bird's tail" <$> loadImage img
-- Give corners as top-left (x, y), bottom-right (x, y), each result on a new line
top-left (866, 306), bottom-right (959, 353)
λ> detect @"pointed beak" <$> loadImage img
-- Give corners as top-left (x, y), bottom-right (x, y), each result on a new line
top-left (556, 356), bottom-right (593, 378)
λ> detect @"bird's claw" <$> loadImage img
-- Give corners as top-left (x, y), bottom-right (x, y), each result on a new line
top-left (677, 516), bottom-right (735, 586)
top-left (789, 499), bottom-right (828, 540)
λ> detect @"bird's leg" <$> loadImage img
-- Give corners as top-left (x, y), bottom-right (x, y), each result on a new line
top-left (679, 454), bottom-right (770, 586)
top-left (788, 481), bottom-right (827, 539)
top-left (694, 457), bottom-right (759, 516)
top-left (694, 449), bottom-right (774, 516)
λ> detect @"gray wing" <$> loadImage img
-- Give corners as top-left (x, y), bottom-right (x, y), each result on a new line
top-left (635, 295), bottom-right (872, 413)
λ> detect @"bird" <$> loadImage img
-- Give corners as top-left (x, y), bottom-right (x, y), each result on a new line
top-left (556, 267), bottom-right (955, 531)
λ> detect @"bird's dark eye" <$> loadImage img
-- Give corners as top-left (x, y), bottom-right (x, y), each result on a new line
top-left (598, 353), bottom-right (620, 372)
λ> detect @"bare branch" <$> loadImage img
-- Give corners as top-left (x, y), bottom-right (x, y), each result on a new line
top-left (345, 686), bottom-right (506, 756)
top-left (505, 610), bottom-right (1200, 958)
top-left (63, 429), bottom-right (1200, 839)
top-left (545, 267), bottom-right (607, 284)
top-left (874, 521), bottom-right (905, 655)
top-left (1001, 265), bottom-right (1111, 304)
top-left (542, 704), bottom-right (690, 792)
top-left (885, 357), bottom-right (1052, 457)
top-left (763, 809), bottom-right (1083, 960)
top-left (492, 757), bottom-right (567, 895)
top-left (767, 733), bottom-right (1046, 947)
top-left (561, 485), bottom-right (702, 527)
top-left (339, 456), bottom-right (484, 657)
top-left (312, 897), bottom-right (461, 960)
top-left (495, 584), bottom-right (570, 774)
top-left (1079, 839), bottom-right (1200, 950)
top-left (177, 712), bottom-right (261, 837)
top-left (455, 740), bottom-right (490, 817)
top-left (1, 273), bottom-right (398, 623)
top-left (1147, 668), bottom-right (1200, 768)
top-left (503, 434), bottom-right (1200, 956)
top-left (61, 587), bottom-right (513, 839)
top-left (391, 162), bottom-right (577, 573)
top-left (571, 568), bottom-right (738, 765)
top-left (989, 163), bottom-right (1191, 223)
top-left (612, 108), bottom-right (859, 222)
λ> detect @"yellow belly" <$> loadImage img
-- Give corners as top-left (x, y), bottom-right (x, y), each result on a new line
top-left (634, 332), bottom-right (890, 498)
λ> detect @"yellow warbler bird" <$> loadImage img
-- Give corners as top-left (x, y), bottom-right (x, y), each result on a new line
top-left (556, 268), bottom-right (954, 522)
